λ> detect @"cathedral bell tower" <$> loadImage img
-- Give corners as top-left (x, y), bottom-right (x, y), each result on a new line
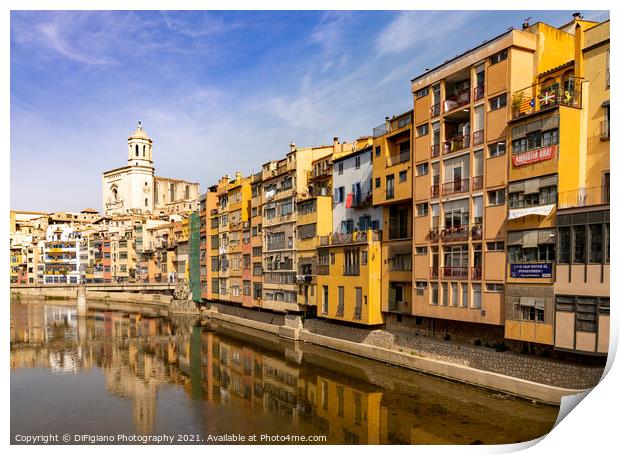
top-left (127, 121), bottom-right (153, 168)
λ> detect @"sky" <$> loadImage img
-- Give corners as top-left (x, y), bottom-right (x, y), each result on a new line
top-left (10, 9), bottom-right (607, 212)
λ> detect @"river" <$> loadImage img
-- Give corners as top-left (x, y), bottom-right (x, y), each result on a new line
top-left (10, 299), bottom-right (560, 444)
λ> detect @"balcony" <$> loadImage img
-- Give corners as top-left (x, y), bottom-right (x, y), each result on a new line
top-left (474, 85), bottom-right (485, 101)
top-left (431, 144), bottom-right (440, 158)
top-left (441, 225), bottom-right (469, 242)
top-left (265, 241), bottom-right (286, 251)
top-left (442, 178), bottom-right (469, 196)
top-left (430, 184), bottom-right (440, 198)
top-left (471, 266), bottom-right (482, 280)
top-left (429, 228), bottom-right (440, 243)
top-left (316, 264), bottom-right (330, 275)
top-left (320, 230), bottom-right (381, 246)
top-left (343, 264), bottom-right (360, 276)
top-left (386, 150), bottom-right (411, 167)
top-left (430, 103), bottom-right (441, 118)
top-left (511, 77), bottom-right (582, 119)
top-left (443, 134), bottom-right (470, 155)
top-left (557, 186), bottom-right (610, 209)
top-left (471, 176), bottom-right (483, 191)
top-left (429, 266), bottom-right (439, 279)
top-left (443, 89), bottom-right (470, 113)
top-left (441, 266), bottom-right (468, 280)
top-left (473, 130), bottom-right (484, 146)
top-left (336, 305), bottom-right (344, 317)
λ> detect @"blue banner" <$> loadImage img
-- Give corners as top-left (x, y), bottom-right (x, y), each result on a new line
top-left (510, 263), bottom-right (553, 279)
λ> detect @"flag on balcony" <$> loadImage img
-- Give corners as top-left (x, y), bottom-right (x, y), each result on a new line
top-left (345, 192), bottom-right (354, 208)
top-left (519, 97), bottom-right (535, 113)
top-left (537, 90), bottom-right (556, 106)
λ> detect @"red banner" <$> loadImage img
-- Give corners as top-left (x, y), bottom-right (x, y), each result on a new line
top-left (512, 145), bottom-right (556, 167)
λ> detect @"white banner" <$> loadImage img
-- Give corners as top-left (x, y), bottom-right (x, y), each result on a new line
top-left (508, 203), bottom-right (555, 220)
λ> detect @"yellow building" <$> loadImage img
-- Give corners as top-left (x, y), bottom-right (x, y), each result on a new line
top-left (504, 17), bottom-right (600, 347)
top-left (551, 19), bottom-right (610, 356)
top-left (226, 173), bottom-right (252, 304)
top-left (372, 111), bottom-right (413, 318)
top-left (296, 152), bottom-right (334, 309)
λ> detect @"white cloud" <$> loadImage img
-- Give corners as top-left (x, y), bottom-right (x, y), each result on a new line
top-left (376, 11), bottom-right (473, 56)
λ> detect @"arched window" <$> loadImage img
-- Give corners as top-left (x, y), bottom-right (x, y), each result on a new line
top-left (135, 144), bottom-right (139, 157)
top-left (185, 185), bottom-right (190, 199)
top-left (170, 183), bottom-right (175, 201)
top-left (112, 188), bottom-right (118, 202)
top-left (143, 145), bottom-right (146, 157)
top-left (145, 198), bottom-right (148, 207)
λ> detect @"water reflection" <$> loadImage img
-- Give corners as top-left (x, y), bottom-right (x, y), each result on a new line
top-left (11, 300), bottom-right (559, 444)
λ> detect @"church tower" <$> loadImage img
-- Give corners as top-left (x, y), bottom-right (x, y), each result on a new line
top-left (127, 122), bottom-right (153, 168)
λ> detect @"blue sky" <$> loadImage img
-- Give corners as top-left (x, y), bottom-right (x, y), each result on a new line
top-left (10, 10), bottom-right (606, 212)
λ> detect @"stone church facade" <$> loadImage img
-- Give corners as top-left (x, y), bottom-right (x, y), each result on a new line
top-left (102, 123), bottom-right (200, 216)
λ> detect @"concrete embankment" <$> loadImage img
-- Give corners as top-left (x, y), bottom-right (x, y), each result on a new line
top-left (203, 307), bottom-right (586, 405)
top-left (11, 285), bottom-right (173, 307)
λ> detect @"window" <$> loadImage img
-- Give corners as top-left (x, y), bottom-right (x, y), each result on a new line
top-left (298, 223), bottom-right (316, 240)
top-left (416, 124), bottom-right (429, 136)
top-left (557, 226), bottom-right (571, 263)
top-left (490, 49), bottom-right (508, 65)
top-left (375, 146), bottom-right (381, 157)
top-left (488, 189), bottom-right (505, 206)
top-left (589, 223), bottom-right (603, 263)
top-left (486, 283), bottom-right (504, 292)
top-left (399, 170), bottom-right (407, 183)
top-left (487, 241), bottom-right (505, 251)
top-left (416, 87), bottom-right (429, 99)
top-left (386, 175), bottom-right (395, 199)
top-left (415, 246), bottom-right (428, 254)
top-left (355, 156), bottom-right (361, 169)
top-left (573, 225), bottom-right (586, 263)
top-left (340, 219), bottom-right (354, 234)
top-left (520, 298), bottom-right (545, 322)
top-left (416, 203), bottom-right (428, 217)
top-left (338, 162), bottom-right (344, 175)
top-left (334, 186), bottom-right (345, 203)
top-left (489, 94), bottom-right (507, 110)
top-left (322, 285), bottom-right (329, 314)
top-left (472, 284), bottom-right (482, 309)
top-left (361, 251), bottom-right (367, 265)
top-left (441, 283), bottom-right (448, 306)
top-left (488, 141), bottom-right (506, 157)
top-left (431, 283), bottom-right (438, 305)
top-left (416, 163), bottom-right (428, 176)
top-left (375, 177), bottom-right (381, 188)
top-left (461, 284), bottom-right (468, 308)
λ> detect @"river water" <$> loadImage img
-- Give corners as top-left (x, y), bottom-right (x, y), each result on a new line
top-left (10, 299), bottom-right (560, 445)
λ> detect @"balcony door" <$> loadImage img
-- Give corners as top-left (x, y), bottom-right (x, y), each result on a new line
top-left (453, 166), bottom-right (462, 191)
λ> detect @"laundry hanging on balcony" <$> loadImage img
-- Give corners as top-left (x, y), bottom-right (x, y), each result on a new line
top-left (508, 203), bottom-right (555, 220)
top-left (345, 192), bottom-right (354, 208)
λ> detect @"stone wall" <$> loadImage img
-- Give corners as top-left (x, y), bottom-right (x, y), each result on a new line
top-left (207, 302), bottom-right (285, 326)
top-left (304, 318), bottom-right (604, 389)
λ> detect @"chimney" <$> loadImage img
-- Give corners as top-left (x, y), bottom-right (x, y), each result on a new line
top-left (235, 171), bottom-right (243, 180)
top-left (289, 142), bottom-right (296, 152)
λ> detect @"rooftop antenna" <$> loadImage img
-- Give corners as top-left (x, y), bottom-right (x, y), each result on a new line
top-left (522, 17), bottom-right (532, 29)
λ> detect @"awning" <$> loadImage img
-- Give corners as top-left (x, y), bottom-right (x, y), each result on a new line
top-left (508, 203), bottom-right (555, 220)
top-left (520, 297), bottom-right (545, 309)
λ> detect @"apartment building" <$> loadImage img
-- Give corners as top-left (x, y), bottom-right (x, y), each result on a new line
top-left (249, 173), bottom-right (263, 307)
top-left (503, 17), bottom-right (602, 349)
top-left (552, 19), bottom-right (610, 357)
top-left (260, 144), bottom-right (332, 313)
top-left (297, 149), bottom-right (334, 312)
top-left (405, 15), bottom-right (601, 345)
top-left (42, 225), bottom-right (83, 284)
top-left (226, 173), bottom-right (251, 303)
top-left (316, 138), bottom-right (384, 325)
top-left (372, 111), bottom-right (414, 318)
